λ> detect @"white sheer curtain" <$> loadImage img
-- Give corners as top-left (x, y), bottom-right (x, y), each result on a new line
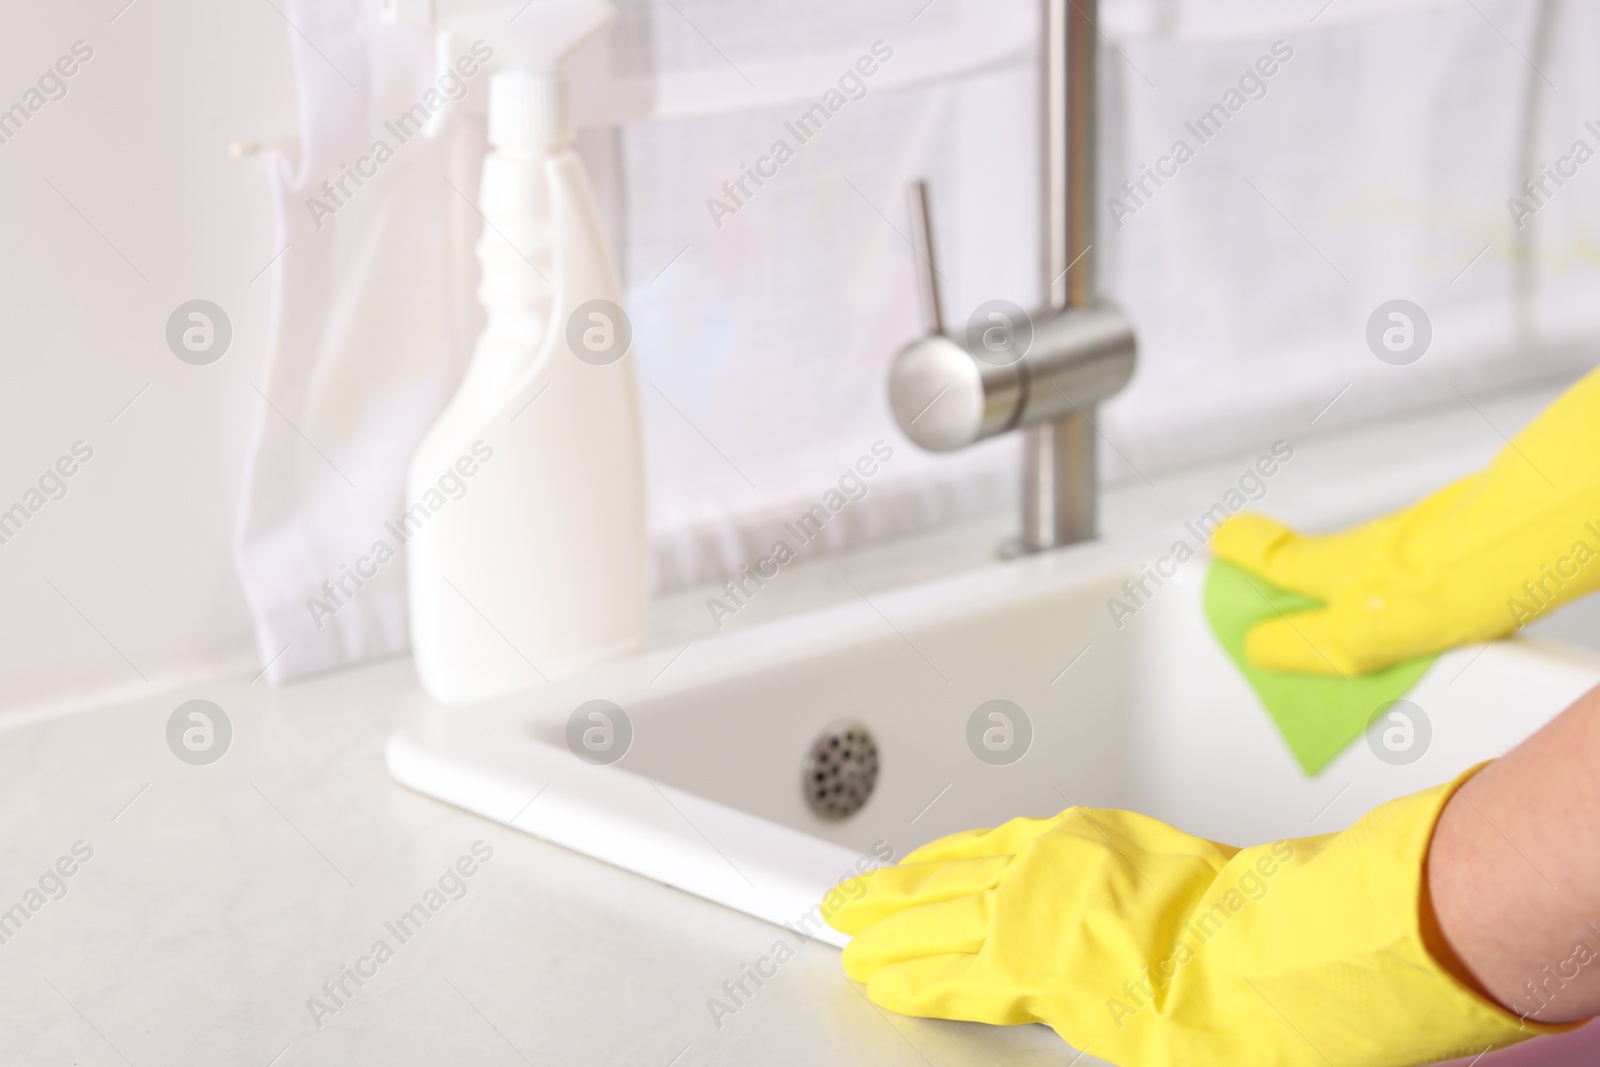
top-left (1096, 0), bottom-right (1596, 478)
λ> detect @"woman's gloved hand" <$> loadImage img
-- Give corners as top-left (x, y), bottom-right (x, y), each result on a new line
top-left (827, 769), bottom-right (1570, 1066)
top-left (1212, 365), bottom-right (1600, 675)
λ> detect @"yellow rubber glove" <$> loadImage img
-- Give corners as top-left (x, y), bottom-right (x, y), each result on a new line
top-left (1212, 365), bottom-right (1600, 675)
top-left (828, 768), bottom-right (1573, 1066)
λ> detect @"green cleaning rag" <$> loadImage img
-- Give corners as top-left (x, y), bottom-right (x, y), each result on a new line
top-left (1203, 560), bottom-right (1438, 776)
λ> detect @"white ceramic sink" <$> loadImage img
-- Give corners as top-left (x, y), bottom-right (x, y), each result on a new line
top-left (387, 512), bottom-right (1600, 952)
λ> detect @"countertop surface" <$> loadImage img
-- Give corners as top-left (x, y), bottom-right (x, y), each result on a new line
top-left (6, 379), bottom-right (1598, 1066)
top-left (0, 655), bottom-right (1076, 1066)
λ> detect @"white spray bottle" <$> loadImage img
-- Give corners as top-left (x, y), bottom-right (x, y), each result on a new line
top-left (385, 0), bottom-right (647, 704)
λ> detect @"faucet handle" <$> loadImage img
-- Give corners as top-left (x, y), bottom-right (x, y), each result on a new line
top-left (906, 179), bottom-right (945, 337)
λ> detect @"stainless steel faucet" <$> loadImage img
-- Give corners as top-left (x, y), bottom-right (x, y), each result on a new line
top-left (887, 0), bottom-right (1137, 553)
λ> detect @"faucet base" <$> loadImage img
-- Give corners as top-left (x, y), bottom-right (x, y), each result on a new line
top-left (1018, 413), bottom-right (1096, 552)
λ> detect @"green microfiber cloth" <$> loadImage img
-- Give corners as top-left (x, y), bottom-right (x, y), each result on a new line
top-left (1203, 560), bottom-right (1438, 776)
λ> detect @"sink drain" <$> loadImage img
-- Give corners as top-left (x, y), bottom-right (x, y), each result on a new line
top-left (802, 722), bottom-right (879, 820)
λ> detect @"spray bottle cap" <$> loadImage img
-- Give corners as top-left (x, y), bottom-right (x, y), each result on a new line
top-left (380, 0), bottom-right (615, 143)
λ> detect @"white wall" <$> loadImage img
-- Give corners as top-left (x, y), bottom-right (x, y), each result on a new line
top-left (0, 3), bottom-right (297, 719)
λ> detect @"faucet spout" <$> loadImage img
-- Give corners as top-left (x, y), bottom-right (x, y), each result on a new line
top-left (886, 0), bottom-right (1137, 553)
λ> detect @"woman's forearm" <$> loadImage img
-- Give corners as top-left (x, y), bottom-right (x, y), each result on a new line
top-left (1427, 683), bottom-right (1600, 1024)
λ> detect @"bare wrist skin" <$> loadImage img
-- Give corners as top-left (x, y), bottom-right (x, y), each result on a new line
top-left (1427, 684), bottom-right (1600, 1024)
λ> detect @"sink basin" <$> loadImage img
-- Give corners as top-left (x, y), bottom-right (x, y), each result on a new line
top-left (387, 524), bottom-right (1600, 953)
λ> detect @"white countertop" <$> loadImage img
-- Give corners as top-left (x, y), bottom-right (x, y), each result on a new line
top-left (6, 377), bottom-right (1594, 1066)
top-left (2, 654), bottom-right (1077, 1065)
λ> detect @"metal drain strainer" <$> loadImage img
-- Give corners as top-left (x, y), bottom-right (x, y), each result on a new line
top-left (802, 722), bottom-right (879, 820)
